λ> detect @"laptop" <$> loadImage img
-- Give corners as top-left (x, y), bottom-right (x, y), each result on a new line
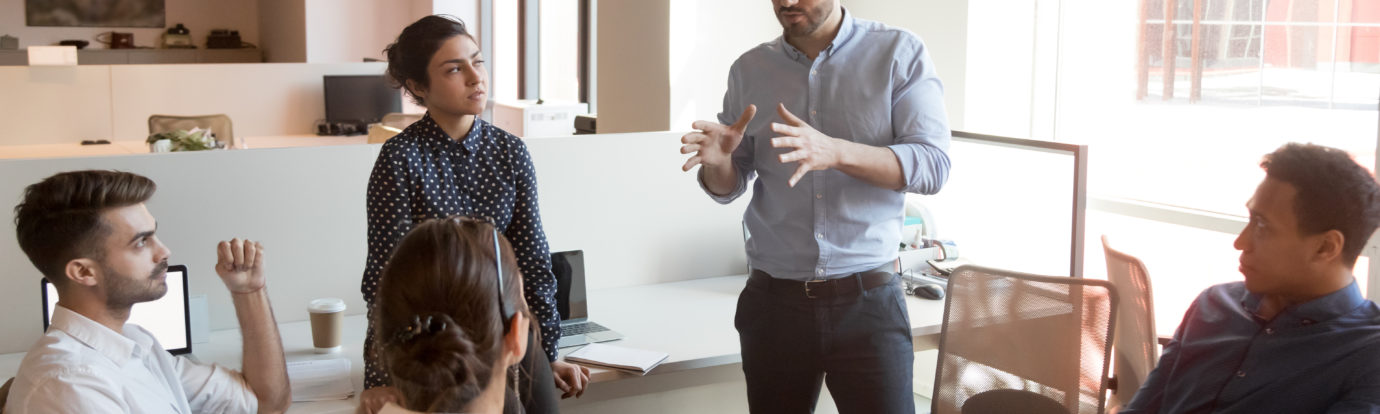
top-left (42, 264), bottom-right (193, 355)
top-left (553, 250), bottom-right (623, 348)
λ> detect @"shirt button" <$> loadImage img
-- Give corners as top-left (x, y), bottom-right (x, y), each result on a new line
top-left (816, 268), bottom-right (824, 275)
top-left (816, 193), bottom-right (823, 199)
top-left (1265, 328), bottom-right (1275, 335)
top-left (816, 233), bottom-right (824, 239)
top-left (810, 110), bottom-right (817, 116)
top-left (1236, 370), bottom-right (1246, 378)
top-left (811, 70), bottom-right (817, 76)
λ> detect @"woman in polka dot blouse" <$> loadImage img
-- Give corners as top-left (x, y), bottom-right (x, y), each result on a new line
top-left (358, 15), bottom-right (588, 413)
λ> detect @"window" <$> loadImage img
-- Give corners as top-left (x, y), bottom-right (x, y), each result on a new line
top-left (963, 0), bottom-right (1379, 336)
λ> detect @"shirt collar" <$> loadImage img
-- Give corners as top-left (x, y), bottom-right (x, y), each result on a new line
top-left (1240, 279), bottom-right (1368, 326)
top-left (415, 112), bottom-right (486, 155)
top-left (780, 7), bottom-right (857, 61)
top-left (50, 305), bottom-right (138, 363)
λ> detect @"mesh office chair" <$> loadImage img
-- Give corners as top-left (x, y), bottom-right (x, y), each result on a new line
top-left (148, 114), bottom-right (234, 147)
top-left (932, 265), bottom-right (1118, 414)
top-left (1101, 235), bottom-right (1160, 409)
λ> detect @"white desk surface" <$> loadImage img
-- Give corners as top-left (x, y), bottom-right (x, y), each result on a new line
top-left (0, 275), bottom-right (947, 413)
top-left (0, 135), bottom-right (369, 160)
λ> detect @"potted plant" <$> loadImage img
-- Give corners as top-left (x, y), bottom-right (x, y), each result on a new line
top-left (146, 128), bottom-right (223, 152)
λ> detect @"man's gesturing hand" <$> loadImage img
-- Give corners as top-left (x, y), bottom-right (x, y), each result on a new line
top-left (770, 103), bottom-right (842, 187)
top-left (681, 105), bottom-right (758, 172)
top-left (216, 238), bottom-right (266, 294)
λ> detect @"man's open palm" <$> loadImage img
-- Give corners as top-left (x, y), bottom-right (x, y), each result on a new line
top-left (681, 105), bottom-right (758, 171)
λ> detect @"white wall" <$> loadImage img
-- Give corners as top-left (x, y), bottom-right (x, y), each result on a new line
top-left (595, 0), bottom-right (670, 133)
top-left (0, 0), bottom-right (260, 50)
top-left (258, 0), bottom-right (307, 63)
top-left (304, 0), bottom-right (416, 63)
top-left (0, 62), bottom-right (389, 146)
top-left (0, 131), bottom-right (749, 354)
top-left (666, 0), bottom-right (779, 130)
top-left (0, 66), bottom-right (115, 145)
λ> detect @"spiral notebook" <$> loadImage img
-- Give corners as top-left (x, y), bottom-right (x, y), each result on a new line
top-left (565, 343), bottom-right (669, 375)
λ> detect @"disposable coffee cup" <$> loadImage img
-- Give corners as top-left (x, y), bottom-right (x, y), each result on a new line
top-left (308, 298), bottom-right (346, 354)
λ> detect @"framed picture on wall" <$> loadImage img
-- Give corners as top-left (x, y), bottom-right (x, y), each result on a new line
top-left (26, 0), bottom-right (166, 28)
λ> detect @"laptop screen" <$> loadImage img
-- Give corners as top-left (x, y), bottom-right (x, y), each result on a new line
top-left (552, 250), bottom-right (587, 322)
top-left (42, 264), bottom-right (192, 355)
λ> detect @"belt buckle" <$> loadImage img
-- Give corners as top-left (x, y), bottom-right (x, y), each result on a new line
top-left (804, 279), bottom-right (828, 299)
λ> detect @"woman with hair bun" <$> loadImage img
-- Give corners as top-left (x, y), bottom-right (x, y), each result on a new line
top-left (360, 14), bottom-right (585, 414)
top-left (371, 217), bottom-right (535, 414)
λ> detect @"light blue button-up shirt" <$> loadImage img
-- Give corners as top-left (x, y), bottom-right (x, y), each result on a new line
top-left (702, 9), bottom-right (951, 281)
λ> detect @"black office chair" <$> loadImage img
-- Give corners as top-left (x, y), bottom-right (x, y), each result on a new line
top-left (931, 265), bottom-right (1118, 414)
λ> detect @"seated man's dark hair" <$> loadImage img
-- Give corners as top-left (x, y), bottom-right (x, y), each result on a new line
top-left (13, 170), bottom-right (157, 285)
top-left (1261, 143), bottom-right (1380, 266)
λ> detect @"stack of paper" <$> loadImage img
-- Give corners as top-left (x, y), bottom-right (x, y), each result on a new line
top-left (565, 343), bottom-right (669, 375)
top-left (288, 358), bottom-right (354, 402)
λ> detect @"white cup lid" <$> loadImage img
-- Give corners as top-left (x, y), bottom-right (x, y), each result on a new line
top-left (308, 298), bottom-right (346, 313)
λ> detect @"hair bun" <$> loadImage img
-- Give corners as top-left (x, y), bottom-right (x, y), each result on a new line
top-left (385, 313), bottom-right (490, 403)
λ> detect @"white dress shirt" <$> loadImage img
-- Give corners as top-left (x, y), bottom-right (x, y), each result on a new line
top-left (4, 305), bottom-right (257, 414)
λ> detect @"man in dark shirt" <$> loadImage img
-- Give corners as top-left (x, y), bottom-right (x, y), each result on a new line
top-left (1123, 143), bottom-right (1380, 413)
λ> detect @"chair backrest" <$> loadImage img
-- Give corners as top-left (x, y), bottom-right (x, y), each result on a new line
top-left (148, 114), bottom-right (234, 145)
top-left (932, 265), bottom-right (1118, 414)
top-left (1100, 235), bottom-right (1159, 406)
top-left (380, 112), bottom-right (422, 130)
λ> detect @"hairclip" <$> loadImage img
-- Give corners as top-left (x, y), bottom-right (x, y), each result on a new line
top-left (395, 314), bottom-right (448, 344)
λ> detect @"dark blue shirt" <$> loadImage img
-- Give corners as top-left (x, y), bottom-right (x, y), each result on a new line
top-left (1124, 281), bottom-right (1380, 413)
top-left (361, 114), bottom-right (559, 388)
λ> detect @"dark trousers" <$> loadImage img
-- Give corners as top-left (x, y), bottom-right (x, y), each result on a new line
top-left (736, 270), bottom-right (915, 414)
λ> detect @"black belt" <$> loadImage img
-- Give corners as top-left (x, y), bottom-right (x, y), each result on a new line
top-left (750, 265), bottom-right (896, 299)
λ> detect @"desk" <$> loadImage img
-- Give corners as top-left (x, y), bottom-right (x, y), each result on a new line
top-left (0, 275), bottom-right (947, 413)
top-left (0, 135), bottom-right (369, 160)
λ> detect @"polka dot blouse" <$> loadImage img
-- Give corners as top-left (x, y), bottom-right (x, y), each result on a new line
top-left (361, 113), bottom-right (559, 389)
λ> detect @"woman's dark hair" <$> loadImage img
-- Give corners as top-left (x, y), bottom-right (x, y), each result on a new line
top-left (384, 15), bottom-right (473, 106)
top-left (373, 217), bottom-right (530, 412)
top-left (1261, 142), bottom-right (1380, 266)
top-left (13, 170), bottom-right (157, 286)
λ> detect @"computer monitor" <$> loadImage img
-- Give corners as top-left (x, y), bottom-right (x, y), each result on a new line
top-left (42, 264), bottom-right (193, 355)
top-left (909, 131), bottom-right (1088, 278)
top-left (323, 75), bottom-right (401, 128)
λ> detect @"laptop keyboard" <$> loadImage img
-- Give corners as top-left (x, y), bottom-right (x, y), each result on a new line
top-left (562, 321), bottom-right (611, 336)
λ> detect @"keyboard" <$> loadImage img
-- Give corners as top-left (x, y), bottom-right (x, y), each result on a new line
top-left (561, 321), bottom-right (611, 336)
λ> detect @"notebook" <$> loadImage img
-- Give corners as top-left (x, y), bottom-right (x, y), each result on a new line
top-left (42, 264), bottom-right (193, 355)
top-left (553, 250), bottom-right (624, 348)
top-left (565, 343), bottom-right (669, 375)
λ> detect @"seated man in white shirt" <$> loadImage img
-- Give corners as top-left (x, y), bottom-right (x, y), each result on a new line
top-left (6, 170), bottom-right (291, 414)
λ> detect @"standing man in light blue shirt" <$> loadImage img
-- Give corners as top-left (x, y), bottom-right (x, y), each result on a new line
top-left (679, 0), bottom-right (950, 412)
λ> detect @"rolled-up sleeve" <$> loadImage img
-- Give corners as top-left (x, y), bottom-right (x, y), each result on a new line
top-left (700, 61), bottom-right (757, 204)
top-left (889, 36), bottom-right (951, 195)
top-left (178, 359), bottom-right (258, 413)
